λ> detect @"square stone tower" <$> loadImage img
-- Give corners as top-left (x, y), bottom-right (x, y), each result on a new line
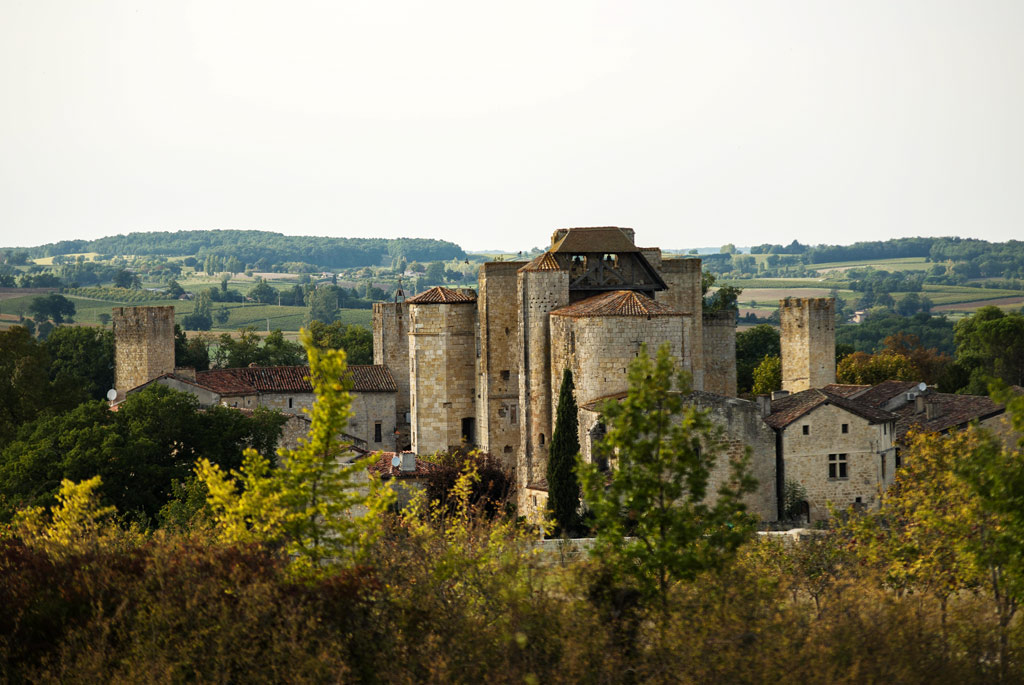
top-left (113, 305), bottom-right (176, 399)
top-left (702, 310), bottom-right (737, 396)
top-left (780, 297), bottom-right (836, 392)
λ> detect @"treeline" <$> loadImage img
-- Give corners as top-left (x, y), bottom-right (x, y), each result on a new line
top-left (13, 230), bottom-right (467, 268)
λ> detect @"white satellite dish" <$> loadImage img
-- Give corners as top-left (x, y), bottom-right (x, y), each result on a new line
top-left (106, 388), bottom-right (118, 401)
top-left (391, 455), bottom-right (401, 468)
top-left (918, 382), bottom-right (928, 392)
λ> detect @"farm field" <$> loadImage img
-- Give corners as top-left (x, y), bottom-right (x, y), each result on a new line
top-left (932, 296), bottom-right (1024, 313)
top-left (0, 293), bottom-right (372, 332)
top-left (810, 256), bottom-right (930, 273)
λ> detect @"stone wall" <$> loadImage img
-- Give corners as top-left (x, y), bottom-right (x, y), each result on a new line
top-left (113, 306), bottom-right (176, 399)
top-left (517, 269), bottom-right (569, 507)
top-left (780, 297), bottom-right (836, 392)
top-left (348, 391), bottom-right (398, 452)
top-left (702, 310), bottom-right (737, 397)
top-left (409, 301), bottom-right (477, 455)
top-left (550, 313), bottom-right (684, 409)
top-left (373, 301), bottom-right (410, 446)
top-left (577, 392), bottom-right (778, 523)
top-left (779, 403), bottom-right (894, 521)
top-left (477, 262), bottom-right (523, 469)
top-left (654, 258), bottom-right (704, 390)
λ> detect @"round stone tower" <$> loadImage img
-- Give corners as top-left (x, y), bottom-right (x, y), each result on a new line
top-left (113, 305), bottom-right (176, 400)
top-left (406, 287), bottom-right (478, 455)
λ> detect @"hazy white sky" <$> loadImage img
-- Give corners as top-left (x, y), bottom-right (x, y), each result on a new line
top-left (2, 1), bottom-right (1022, 251)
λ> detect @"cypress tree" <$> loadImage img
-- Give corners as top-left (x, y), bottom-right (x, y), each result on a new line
top-left (548, 366), bottom-right (580, 535)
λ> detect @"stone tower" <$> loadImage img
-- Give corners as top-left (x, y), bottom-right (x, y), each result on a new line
top-left (373, 300), bottom-right (411, 447)
top-left (702, 310), bottom-right (738, 396)
top-left (654, 258), bottom-right (704, 390)
top-left (113, 305), bottom-right (176, 400)
top-left (780, 297), bottom-right (836, 392)
top-left (476, 261), bottom-right (524, 467)
top-left (517, 256), bottom-right (570, 497)
top-left (407, 287), bottom-right (478, 455)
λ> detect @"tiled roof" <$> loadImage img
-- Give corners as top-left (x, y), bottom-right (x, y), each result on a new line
top-left (853, 380), bottom-right (921, 408)
top-left (821, 383), bottom-right (870, 398)
top-left (196, 364), bottom-right (396, 395)
top-left (892, 392), bottom-right (1004, 441)
top-left (518, 251), bottom-right (562, 272)
top-left (550, 290), bottom-right (679, 318)
top-left (405, 286), bottom-right (477, 304)
top-left (347, 365), bottom-right (397, 392)
top-left (366, 452), bottom-right (436, 479)
top-left (765, 389), bottom-right (897, 429)
top-left (549, 227), bottom-right (639, 254)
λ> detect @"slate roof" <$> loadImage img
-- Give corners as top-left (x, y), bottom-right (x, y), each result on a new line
top-left (764, 389), bottom-right (897, 429)
top-left (195, 364), bottom-right (396, 395)
top-left (518, 251), bottom-right (561, 272)
top-left (549, 227), bottom-right (639, 254)
top-left (550, 290), bottom-right (679, 318)
top-left (404, 285), bottom-right (477, 304)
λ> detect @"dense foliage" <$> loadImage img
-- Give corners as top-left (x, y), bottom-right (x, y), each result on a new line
top-left (18, 230), bottom-right (466, 268)
top-left (547, 367), bottom-right (581, 535)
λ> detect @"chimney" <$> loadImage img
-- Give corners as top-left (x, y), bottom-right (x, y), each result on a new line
top-left (400, 452), bottom-right (416, 472)
top-left (925, 399), bottom-right (937, 421)
top-left (175, 367), bottom-right (196, 381)
top-left (915, 394), bottom-right (925, 414)
top-left (772, 390), bottom-right (790, 401)
top-left (756, 394), bottom-right (772, 418)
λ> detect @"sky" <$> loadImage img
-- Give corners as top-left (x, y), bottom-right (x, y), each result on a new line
top-left (2, 1), bottom-right (1023, 252)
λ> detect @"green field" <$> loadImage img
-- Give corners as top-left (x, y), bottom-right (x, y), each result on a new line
top-left (0, 294), bottom-right (371, 332)
top-left (809, 256), bottom-right (930, 272)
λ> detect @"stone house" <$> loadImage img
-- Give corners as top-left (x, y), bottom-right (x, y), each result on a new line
top-left (762, 389), bottom-right (897, 522)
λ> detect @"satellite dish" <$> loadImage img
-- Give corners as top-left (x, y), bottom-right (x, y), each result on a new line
top-left (106, 389), bottom-right (118, 401)
top-left (391, 455), bottom-right (401, 468)
top-left (918, 382), bottom-right (928, 392)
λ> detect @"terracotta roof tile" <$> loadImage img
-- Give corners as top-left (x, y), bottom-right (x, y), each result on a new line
top-left (366, 452), bottom-right (437, 479)
top-left (405, 286), bottom-right (477, 304)
top-left (764, 389), bottom-right (897, 429)
top-left (854, 380), bottom-right (921, 408)
top-left (518, 251), bottom-right (562, 272)
top-left (892, 392), bottom-right (1004, 441)
top-left (550, 290), bottom-right (679, 318)
top-left (821, 383), bottom-right (870, 398)
top-left (196, 364), bottom-right (396, 395)
top-left (550, 227), bottom-right (639, 254)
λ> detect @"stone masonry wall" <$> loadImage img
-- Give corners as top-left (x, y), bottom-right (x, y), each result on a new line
top-left (409, 301), bottom-right (477, 456)
top-left (780, 403), bottom-right (893, 521)
top-left (780, 297), bottom-right (836, 393)
top-left (550, 313), bottom-right (684, 411)
top-left (517, 269), bottom-right (569, 507)
top-left (348, 391), bottom-right (398, 452)
top-left (577, 393), bottom-right (777, 524)
top-left (702, 310), bottom-right (738, 397)
top-left (655, 258), bottom-right (704, 390)
top-left (373, 301), bottom-right (410, 446)
top-left (477, 262), bottom-right (523, 469)
top-left (113, 306), bottom-right (176, 399)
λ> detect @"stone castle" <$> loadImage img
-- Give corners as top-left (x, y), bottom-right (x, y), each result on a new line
top-left (373, 226), bottom-right (836, 515)
top-left (112, 226), bottom-right (1010, 524)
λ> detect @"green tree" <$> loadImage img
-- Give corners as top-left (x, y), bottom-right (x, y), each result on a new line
top-left (578, 343), bottom-right (756, 603)
top-left (736, 324), bottom-right (780, 392)
top-left (196, 329), bottom-right (394, 571)
top-left (547, 367), bottom-right (580, 535)
top-left (751, 355), bottom-right (782, 395)
top-left (29, 293), bottom-right (75, 324)
top-left (43, 326), bottom-right (115, 402)
top-left (837, 350), bottom-right (917, 384)
top-left (213, 328), bottom-right (304, 368)
top-left (0, 386), bottom-right (286, 523)
top-left (306, 285), bottom-right (340, 324)
top-left (166, 279), bottom-right (185, 298)
top-left (306, 320), bottom-right (373, 365)
top-left (248, 278), bottom-right (277, 304)
top-left (0, 327), bottom-right (60, 447)
top-left (954, 307), bottom-right (1024, 391)
top-left (174, 325), bottom-right (210, 371)
top-left (424, 261), bottom-right (446, 284)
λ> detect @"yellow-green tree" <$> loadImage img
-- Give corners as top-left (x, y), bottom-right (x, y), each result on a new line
top-left (197, 329), bottom-right (393, 572)
top-left (751, 355), bottom-right (782, 395)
